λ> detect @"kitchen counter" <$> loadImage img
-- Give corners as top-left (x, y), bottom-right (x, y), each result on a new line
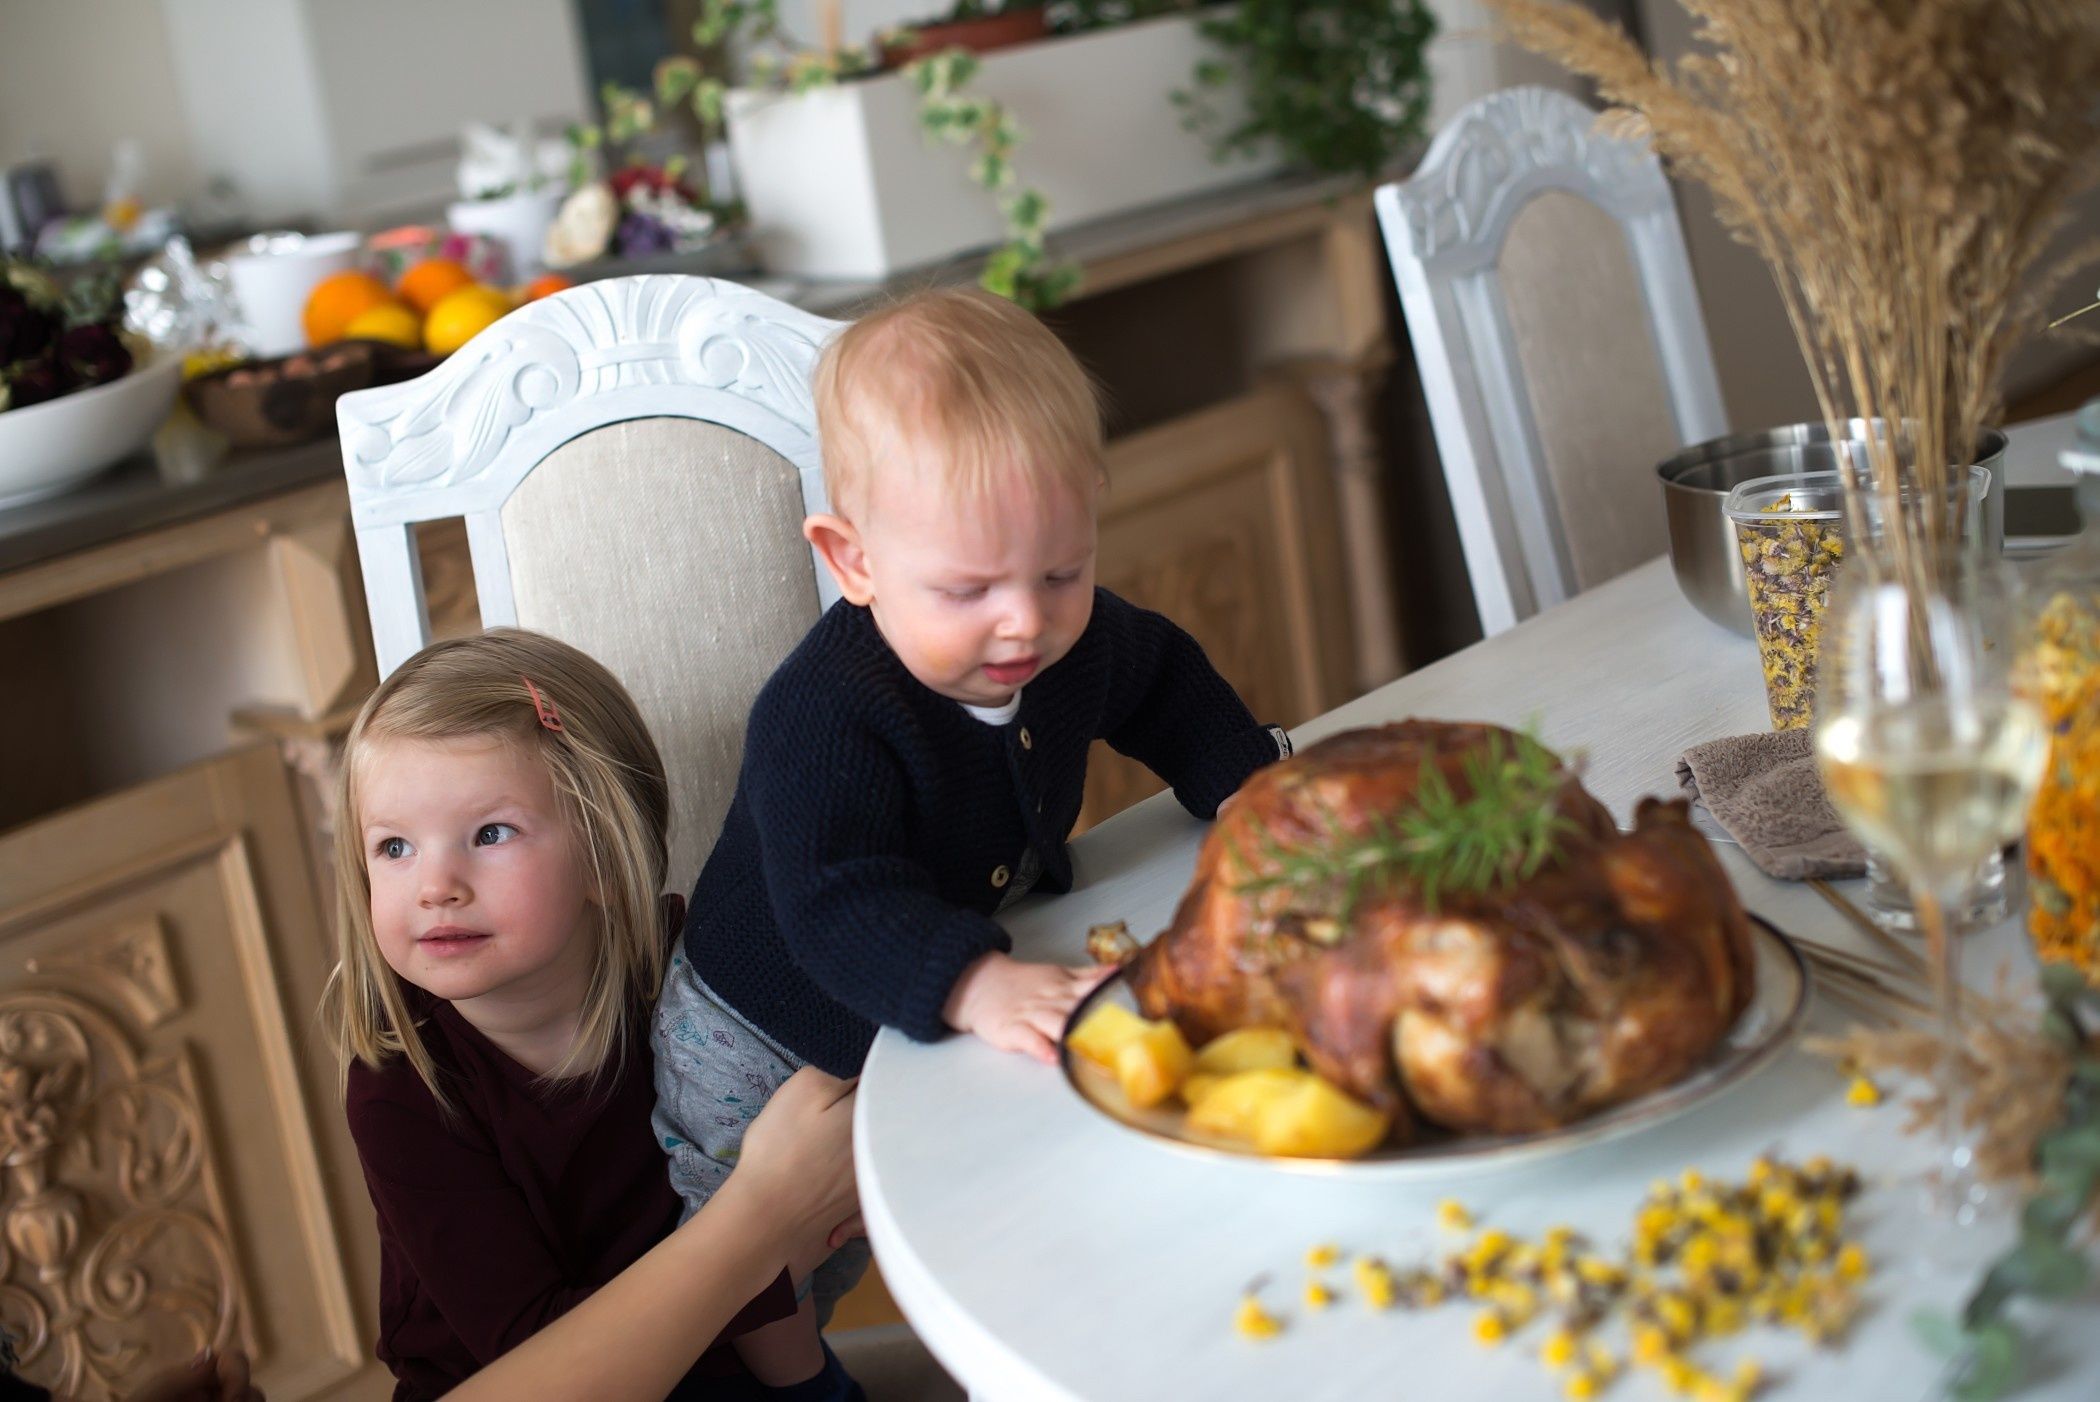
top-left (0, 434), bottom-right (342, 577)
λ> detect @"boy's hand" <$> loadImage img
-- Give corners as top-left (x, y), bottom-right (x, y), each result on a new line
top-left (944, 952), bottom-right (1117, 1064)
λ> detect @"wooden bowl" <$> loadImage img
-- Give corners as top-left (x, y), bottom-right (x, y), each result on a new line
top-left (184, 341), bottom-right (379, 449)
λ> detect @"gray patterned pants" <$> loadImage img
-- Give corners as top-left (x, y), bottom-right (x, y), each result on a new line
top-left (650, 951), bottom-right (871, 1324)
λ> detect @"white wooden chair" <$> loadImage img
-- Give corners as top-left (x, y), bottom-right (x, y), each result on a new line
top-left (335, 274), bottom-right (844, 891)
top-left (1375, 86), bottom-right (1727, 636)
top-left (338, 274), bottom-right (965, 1400)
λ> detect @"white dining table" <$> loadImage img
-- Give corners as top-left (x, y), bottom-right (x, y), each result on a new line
top-left (853, 413), bottom-right (2095, 1402)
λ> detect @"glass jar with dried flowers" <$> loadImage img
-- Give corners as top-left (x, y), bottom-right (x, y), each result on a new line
top-left (2022, 399), bottom-right (2100, 985)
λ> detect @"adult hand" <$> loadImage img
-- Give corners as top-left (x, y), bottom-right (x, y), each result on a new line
top-left (729, 1067), bottom-right (860, 1276)
top-left (943, 952), bottom-right (1116, 1064)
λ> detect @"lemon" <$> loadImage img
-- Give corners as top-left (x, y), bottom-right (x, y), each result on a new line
top-left (424, 286), bottom-right (514, 356)
top-left (343, 302), bottom-right (423, 350)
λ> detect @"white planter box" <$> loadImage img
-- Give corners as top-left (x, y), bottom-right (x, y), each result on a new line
top-left (726, 13), bottom-right (1279, 280)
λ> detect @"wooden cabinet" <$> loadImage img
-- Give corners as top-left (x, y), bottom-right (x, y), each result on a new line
top-left (0, 745), bottom-right (386, 1400)
top-left (1081, 384), bottom-right (1355, 828)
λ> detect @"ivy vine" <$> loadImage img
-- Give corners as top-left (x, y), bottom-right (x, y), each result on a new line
top-left (903, 49), bottom-right (1081, 312)
top-left (579, 0), bottom-right (1443, 310)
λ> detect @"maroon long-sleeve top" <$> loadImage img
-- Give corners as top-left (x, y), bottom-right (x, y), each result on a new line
top-left (345, 988), bottom-right (794, 1400)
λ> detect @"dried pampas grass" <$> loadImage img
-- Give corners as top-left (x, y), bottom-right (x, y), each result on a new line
top-left (1811, 1005), bottom-right (2074, 1188)
top-left (1490, 0), bottom-right (2100, 571)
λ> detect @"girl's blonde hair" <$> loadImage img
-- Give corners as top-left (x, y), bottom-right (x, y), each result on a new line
top-left (323, 628), bottom-right (670, 1109)
top-left (813, 285), bottom-right (1104, 523)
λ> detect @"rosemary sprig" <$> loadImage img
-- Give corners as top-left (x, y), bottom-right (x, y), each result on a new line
top-left (1232, 729), bottom-right (1581, 921)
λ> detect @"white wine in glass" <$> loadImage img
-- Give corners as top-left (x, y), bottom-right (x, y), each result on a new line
top-left (1812, 562), bottom-right (2047, 1232)
top-left (1818, 697), bottom-right (2048, 901)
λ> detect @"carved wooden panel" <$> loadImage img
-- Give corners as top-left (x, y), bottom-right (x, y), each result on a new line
top-left (1081, 384), bottom-right (1353, 831)
top-left (0, 746), bottom-right (388, 1400)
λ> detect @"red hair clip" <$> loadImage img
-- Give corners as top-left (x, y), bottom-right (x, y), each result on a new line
top-left (522, 676), bottom-right (565, 733)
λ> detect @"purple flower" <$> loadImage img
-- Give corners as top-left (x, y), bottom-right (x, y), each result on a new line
top-left (0, 286), bottom-right (57, 365)
top-left (56, 323), bottom-right (131, 388)
top-left (3, 352), bottom-right (72, 408)
top-left (613, 211), bottom-right (676, 258)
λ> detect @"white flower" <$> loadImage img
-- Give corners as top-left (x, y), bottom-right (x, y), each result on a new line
top-left (543, 184), bottom-right (618, 269)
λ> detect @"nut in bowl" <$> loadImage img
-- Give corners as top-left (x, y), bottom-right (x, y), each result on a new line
top-left (1058, 721), bottom-right (1808, 1177)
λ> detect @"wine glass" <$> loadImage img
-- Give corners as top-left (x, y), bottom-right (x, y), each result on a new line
top-left (1813, 553), bottom-right (2048, 1224)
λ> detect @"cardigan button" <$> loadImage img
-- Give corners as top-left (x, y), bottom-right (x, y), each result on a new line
top-left (990, 864), bottom-right (1012, 889)
top-left (1018, 726), bottom-right (1033, 750)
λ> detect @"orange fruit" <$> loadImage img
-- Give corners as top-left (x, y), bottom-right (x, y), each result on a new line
top-left (343, 302), bottom-right (422, 349)
top-left (302, 271), bottom-right (398, 346)
top-left (522, 273), bottom-right (574, 302)
top-left (395, 258), bottom-right (476, 315)
top-left (424, 286), bottom-right (515, 356)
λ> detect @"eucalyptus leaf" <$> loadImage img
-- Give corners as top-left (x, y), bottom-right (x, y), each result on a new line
top-left (2039, 963), bottom-right (2089, 1002)
top-left (1951, 1321), bottom-right (2021, 1402)
top-left (2003, 1234), bottom-right (2091, 1299)
top-left (1910, 1308), bottom-right (1965, 1358)
top-left (1963, 1267), bottom-right (2016, 1329)
top-left (2021, 1184), bottom-right (2087, 1237)
top-left (2039, 1124), bottom-right (2100, 1180)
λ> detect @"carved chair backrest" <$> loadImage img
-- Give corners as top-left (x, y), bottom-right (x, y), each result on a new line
top-left (336, 275), bottom-right (847, 887)
top-left (1375, 87), bottom-right (1727, 636)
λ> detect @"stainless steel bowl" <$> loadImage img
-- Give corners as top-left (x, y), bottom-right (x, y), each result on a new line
top-left (1657, 422), bottom-right (2007, 636)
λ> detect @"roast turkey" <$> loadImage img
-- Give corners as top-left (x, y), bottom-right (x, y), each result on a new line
top-left (1126, 720), bottom-right (1756, 1143)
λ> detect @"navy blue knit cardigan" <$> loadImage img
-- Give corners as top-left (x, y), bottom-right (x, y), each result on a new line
top-left (680, 588), bottom-right (1285, 1076)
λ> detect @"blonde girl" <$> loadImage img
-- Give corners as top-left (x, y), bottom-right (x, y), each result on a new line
top-left (325, 629), bottom-right (816, 1401)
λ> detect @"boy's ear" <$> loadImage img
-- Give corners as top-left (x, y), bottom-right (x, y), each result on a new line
top-left (804, 514), bottom-right (874, 606)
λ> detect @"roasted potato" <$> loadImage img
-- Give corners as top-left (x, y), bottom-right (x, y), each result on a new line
top-left (1067, 1002), bottom-right (1151, 1069)
top-left (1252, 1074), bottom-right (1391, 1158)
top-left (1192, 1027), bottom-right (1298, 1076)
top-left (1185, 1067), bottom-right (1307, 1140)
top-left (1186, 1066), bottom-right (1391, 1157)
top-left (1113, 1020), bottom-right (1194, 1109)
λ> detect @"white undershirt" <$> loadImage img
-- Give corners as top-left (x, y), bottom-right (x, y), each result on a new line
top-left (959, 689), bottom-right (1023, 726)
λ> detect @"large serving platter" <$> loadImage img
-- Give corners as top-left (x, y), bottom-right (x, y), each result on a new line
top-left (1059, 914), bottom-right (1808, 1181)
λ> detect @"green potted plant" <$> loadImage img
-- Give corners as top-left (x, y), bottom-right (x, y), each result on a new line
top-left (635, 0), bottom-right (1435, 302)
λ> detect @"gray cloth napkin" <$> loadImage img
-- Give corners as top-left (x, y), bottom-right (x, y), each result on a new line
top-left (1674, 729), bottom-right (1866, 880)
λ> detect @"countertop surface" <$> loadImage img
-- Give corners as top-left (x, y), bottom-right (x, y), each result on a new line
top-left (0, 432), bottom-right (344, 576)
top-left (0, 170), bottom-right (1373, 581)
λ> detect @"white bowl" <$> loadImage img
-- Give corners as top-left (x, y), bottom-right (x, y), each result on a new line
top-left (0, 349), bottom-right (184, 510)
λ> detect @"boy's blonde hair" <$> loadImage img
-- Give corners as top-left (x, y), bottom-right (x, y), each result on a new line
top-left (323, 628), bottom-right (671, 1110)
top-left (813, 286), bottom-right (1104, 522)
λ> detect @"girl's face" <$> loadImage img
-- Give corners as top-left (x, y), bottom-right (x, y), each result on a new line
top-left (358, 734), bottom-right (596, 1023)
